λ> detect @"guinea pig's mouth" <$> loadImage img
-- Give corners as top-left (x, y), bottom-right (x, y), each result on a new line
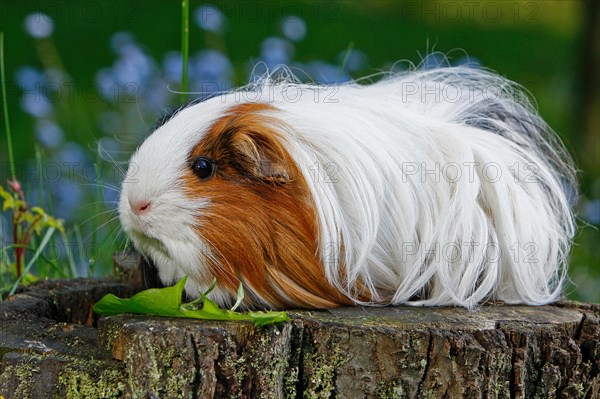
top-left (128, 229), bottom-right (171, 259)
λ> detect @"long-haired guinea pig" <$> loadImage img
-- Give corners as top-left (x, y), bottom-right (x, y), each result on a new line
top-left (119, 67), bottom-right (576, 310)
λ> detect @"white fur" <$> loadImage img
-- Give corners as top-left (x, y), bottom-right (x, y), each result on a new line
top-left (119, 99), bottom-right (233, 303)
top-left (120, 66), bottom-right (576, 308)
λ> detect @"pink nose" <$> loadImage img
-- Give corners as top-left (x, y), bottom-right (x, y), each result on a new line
top-left (130, 200), bottom-right (151, 215)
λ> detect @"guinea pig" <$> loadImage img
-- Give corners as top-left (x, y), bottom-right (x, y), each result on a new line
top-left (119, 66), bottom-right (576, 310)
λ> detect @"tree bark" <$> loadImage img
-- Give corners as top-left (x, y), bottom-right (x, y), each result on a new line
top-left (98, 302), bottom-right (598, 399)
top-left (0, 254), bottom-right (598, 398)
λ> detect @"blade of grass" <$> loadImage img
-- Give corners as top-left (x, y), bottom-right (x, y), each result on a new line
top-left (0, 242), bottom-right (14, 267)
top-left (34, 150), bottom-right (70, 279)
top-left (0, 32), bottom-right (16, 180)
top-left (84, 219), bottom-right (121, 276)
top-left (91, 156), bottom-right (103, 276)
top-left (338, 41), bottom-right (355, 80)
top-left (36, 252), bottom-right (68, 278)
top-left (8, 227), bottom-right (56, 295)
top-left (0, 214), bottom-right (7, 267)
top-left (61, 231), bottom-right (78, 278)
top-left (181, 0), bottom-right (190, 104)
top-left (35, 145), bottom-right (44, 205)
top-left (35, 145), bottom-right (60, 274)
top-left (73, 224), bottom-right (86, 277)
top-left (0, 233), bottom-right (11, 301)
top-left (188, 277), bottom-right (217, 307)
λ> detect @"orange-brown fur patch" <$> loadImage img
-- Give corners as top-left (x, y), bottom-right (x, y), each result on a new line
top-left (181, 103), bottom-right (356, 309)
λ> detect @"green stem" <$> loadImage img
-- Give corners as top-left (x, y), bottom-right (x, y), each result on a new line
top-left (180, 0), bottom-right (190, 104)
top-left (13, 218), bottom-right (21, 276)
top-left (62, 231), bottom-right (77, 279)
top-left (0, 32), bottom-right (16, 180)
top-left (74, 224), bottom-right (85, 277)
top-left (21, 215), bottom-right (43, 249)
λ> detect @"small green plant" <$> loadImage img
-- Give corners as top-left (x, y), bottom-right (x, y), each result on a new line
top-left (0, 180), bottom-right (64, 293)
top-left (93, 276), bottom-right (289, 327)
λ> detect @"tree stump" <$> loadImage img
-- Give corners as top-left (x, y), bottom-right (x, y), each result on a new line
top-left (98, 303), bottom-right (598, 399)
top-left (0, 253), bottom-right (598, 398)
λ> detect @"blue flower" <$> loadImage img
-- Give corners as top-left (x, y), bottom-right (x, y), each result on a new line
top-left (52, 180), bottom-right (82, 220)
top-left (190, 49), bottom-right (233, 96)
top-left (20, 93), bottom-right (52, 117)
top-left (35, 120), bottom-right (64, 149)
top-left (194, 5), bottom-right (224, 32)
top-left (24, 13), bottom-right (54, 39)
top-left (421, 53), bottom-right (450, 69)
top-left (261, 37), bottom-right (294, 69)
top-left (454, 56), bottom-right (481, 68)
top-left (95, 68), bottom-right (117, 102)
top-left (281, 16), bottom-right (306, 42)
top-left (110, 32), bottom-right (136, 54)
top-left (15, 66), bottom-right (46, 90)
top-left (113, 43), bottom-right (153, 86)
top-left (337, 49), bottom-right (368, 73)
top-left (145, 78), bottom-right (171, 109)
top-left (103, 185), bottom-right (120, 209)
top-left (58, 142), bottom-right (87, 165)
top-left (163, 51), bottom-right (183, 83)
top-left (96, 39), bottom-right (156, 102)
top-left (307, 61), bottom-right (350, 84)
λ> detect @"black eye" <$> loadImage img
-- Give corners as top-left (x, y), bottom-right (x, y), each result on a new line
top-left (191, 157), bottom-right (215, 180)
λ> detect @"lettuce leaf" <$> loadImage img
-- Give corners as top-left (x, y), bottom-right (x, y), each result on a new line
top-left (93, 276), bottom-right (289, 327)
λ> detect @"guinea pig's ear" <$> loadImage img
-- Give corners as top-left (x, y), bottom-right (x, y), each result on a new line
top-left (230, 129), bottom-right (294, 184)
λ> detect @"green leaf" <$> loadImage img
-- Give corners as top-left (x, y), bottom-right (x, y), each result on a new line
top-left (45, 216), bottom-right (65, 234)
top-left (94, 276), bottom-right (188, 317)
top-left (0, 187), bottom-right (11, 203)
top-left (31, 206), bottom-right (46, 216)
top-left (231, 282), bottom-right (244, 311)
top-left (203, 277), bottom-right (217, 296)
top-left (1, 192), bottom-right (16, 211)
top-left (20, 272), bottom-right (38, 285)
top-left (93, 276), bottom-right (289, 327)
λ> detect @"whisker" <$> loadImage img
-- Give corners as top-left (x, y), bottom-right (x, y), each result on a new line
top-left (196, 230), bottom-right (236, 286)
top-left (135, 96), bottom-right (150, 132)
top-left (108, 229), bottom-right (128, 257)
top-left (96, 140), bottom-right (128, 178)
top-left (82, 215), bottom-right (121, 244)
top-left (76, 209), bottom-right (119, 228)
top-left (70, 200), bottom-right (119, 216)
top-left (80, 182), bottom-right (122, 193)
